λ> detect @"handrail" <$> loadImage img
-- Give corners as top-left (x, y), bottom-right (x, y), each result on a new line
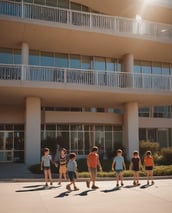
top-left (0, 64), bottom-right (171, 91)
top-left (0, 0), bottom-right (171, 43)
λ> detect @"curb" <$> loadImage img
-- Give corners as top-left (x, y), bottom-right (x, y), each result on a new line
top-left (0, 176), bottom-right (172, 183)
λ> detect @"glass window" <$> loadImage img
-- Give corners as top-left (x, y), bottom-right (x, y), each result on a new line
top-left (106, 58), bottom-right (115, 71)
top-left (46, 124), bottom-right (56, 130)
top-left (71, 2), bottom-right (81, 11)
top-left (141, 61), bottom-right (152, 74)
top-left (113, 131), bottom-right (122, 144)
top-left (94, 57), bottom-right (105, 71)
top-left (46, 0), bottom-right (57, 7)
top-left (0, 48), bottom-right (13, 64)
top-left (14, 132), bottom-right (24, 150)
top-left (82, 5), bottom-right (89, 12)
top-left (69, 55), bottom-right (81, 68)
top-left (147, 128), bottom-right (157, 142)
top-left (57, 124), bottom-right (69, 131)
top-left (14, 49), bottom-right (21, 64)
top-left (29, 50), bottom-right (40, 65)
top-left (58, 0), bottom-right (69, 8)
top-left (162, 63), bottom-right (170, 75)
top-left (139, 107), bottom-right (150, 117)
top-left (40, 52), bottom-right (54, 66)
top-left (152, 62), bottom-right (161, 75)
top-left (154, 106), bottom-right (170, 118)
top-left (134, 60), bottom-right (141, 73)
top-left (81, 56), bottom-right (91, 70)
top-left (139, 128), bottom-right (146, 141)
top-left (55, 53), bottom-right (68, 67)
top-left (116, 61), bottom-right (121, 72)
top-left (34, 0), bottom-right (44, 5)
top-left (24, 0), bottom-right (33, 3)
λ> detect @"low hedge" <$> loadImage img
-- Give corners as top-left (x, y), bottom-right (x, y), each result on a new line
top-left (29, 164), bottom-right (172, 177)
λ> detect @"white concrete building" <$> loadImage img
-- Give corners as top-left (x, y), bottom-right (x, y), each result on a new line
top-left (0, 0), bottom-right (172, 165)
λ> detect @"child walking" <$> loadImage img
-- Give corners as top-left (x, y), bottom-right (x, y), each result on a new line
top-left (112, 149), bottom-right (126, 187)
top-left (41, 147), bottom-right (57, 186)
top-left (58, 148), bottom-right (67, 185)
top-left (66, 153), bottom-right (79, 191)
top-left (144, 150), bottom-right (154, 185)
top-left (129, 150), bottom-right (142, 185)
top-left (86, 146), bottom-right (102, 189)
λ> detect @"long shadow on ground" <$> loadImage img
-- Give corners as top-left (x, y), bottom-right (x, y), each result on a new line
top-left (16, 185), bottom-right (60, 192)
top-left (101, 186), bottom-right (121, 193)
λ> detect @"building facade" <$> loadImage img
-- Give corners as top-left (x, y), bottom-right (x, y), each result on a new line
top-left (0, 0), bottom-right (172, 165)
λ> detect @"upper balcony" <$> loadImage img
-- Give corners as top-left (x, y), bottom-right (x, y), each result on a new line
top-left (0, 0), bottom-right (172, 44)
top-left (0, 64), bottom-right (172, 106)
top-left (0, 64), bottom-right (172, 90)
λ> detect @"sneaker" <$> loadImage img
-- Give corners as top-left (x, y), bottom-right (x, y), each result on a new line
top-left (66, 184), bottom-right (71, 191)
top-left (86, 180), bottom-right (90, 188)
top-left (74, 186), bottom-right (79, 191)
top-left (92, 185), bottom-right (99, 190)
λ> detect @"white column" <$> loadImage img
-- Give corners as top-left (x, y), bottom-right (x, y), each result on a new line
top-left (123, 102), bottom-right (139, 159)
top-left (21, 42), bottom-right (29, 80)
top-left (25, 97), bottom-right (41, 166)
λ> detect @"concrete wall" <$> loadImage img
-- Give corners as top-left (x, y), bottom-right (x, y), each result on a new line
top-left (44, 111), bottom-right (122, 124)
top-left (0, 105), bottom-right (24, 123)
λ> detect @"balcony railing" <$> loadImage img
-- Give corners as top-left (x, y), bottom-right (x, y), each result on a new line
top-left (0, 0), bottom-right (172, 43)
top-left (0, 64), bottom-right (172, 91)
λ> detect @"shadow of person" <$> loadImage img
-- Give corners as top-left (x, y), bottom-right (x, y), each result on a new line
top-left (54, 191), bottom-right (71, 198)
top-left (75, 189), bottom-right (93, 196)
top-left (23, 184), bottom-right (44, 188)
top-left (101, 186), bottom-right (121, 193)
top-left (16, 185), bottom-right (60, 192)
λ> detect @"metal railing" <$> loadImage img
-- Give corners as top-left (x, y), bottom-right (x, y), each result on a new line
top-left (0, 64), bottom-right (172, 91)
top-left (0, 0), bottom-right (172, 43)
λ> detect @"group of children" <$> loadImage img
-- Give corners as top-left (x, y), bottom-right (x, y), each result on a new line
top-left (41, 146), bottom-right (154, 190)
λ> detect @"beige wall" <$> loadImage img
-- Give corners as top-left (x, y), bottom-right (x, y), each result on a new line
top-left (139, 117), bottom-right (172, 128)
top-left (0, 105), bottom-right (24, 123)
top-left (44, 111), bottom-right (122, 124)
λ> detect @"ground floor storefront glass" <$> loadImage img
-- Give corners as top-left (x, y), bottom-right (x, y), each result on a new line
top-left (41, 124), bottom-right (123, 158)
top-left (0, 124), bottom-right (24, 162)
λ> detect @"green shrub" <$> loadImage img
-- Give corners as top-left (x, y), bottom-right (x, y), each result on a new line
top-left (160, 147), bottom-right (172, 165)
top-left (139, 140), bottom-right (159, 160)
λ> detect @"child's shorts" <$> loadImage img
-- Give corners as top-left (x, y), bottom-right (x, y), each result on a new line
top-left (145, 166), bottom-right (153, 170)
top-left (59, 165), bottom-right (67, 173)
top-left (68, 171), bottom-right (76, 181)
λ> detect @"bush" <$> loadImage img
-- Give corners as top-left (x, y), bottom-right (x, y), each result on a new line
top-left (160, 147), bottom-right (172, 165)
top-left (139, 140), bottom-right (159, 160)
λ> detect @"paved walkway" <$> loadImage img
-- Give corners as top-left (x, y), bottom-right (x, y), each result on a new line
top-left (0, 179), bottom-right (172, 213)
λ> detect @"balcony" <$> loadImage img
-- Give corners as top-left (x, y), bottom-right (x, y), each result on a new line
top-left (0, 0), bottom-right (172, 43)
top-left (0, 64), bottom-right (172, 91)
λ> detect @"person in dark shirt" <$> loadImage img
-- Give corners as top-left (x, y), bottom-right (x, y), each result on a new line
top-left (129, 150), bottom-right (142, 185)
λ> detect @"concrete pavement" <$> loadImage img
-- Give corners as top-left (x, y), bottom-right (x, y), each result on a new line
top-left (0, 163), bottom-right (172, 213)
top-left (0, 179), bottom-right (172, 213)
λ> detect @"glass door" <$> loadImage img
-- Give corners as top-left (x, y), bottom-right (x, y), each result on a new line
top-left (0, 132), bottom-right (13, 162)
